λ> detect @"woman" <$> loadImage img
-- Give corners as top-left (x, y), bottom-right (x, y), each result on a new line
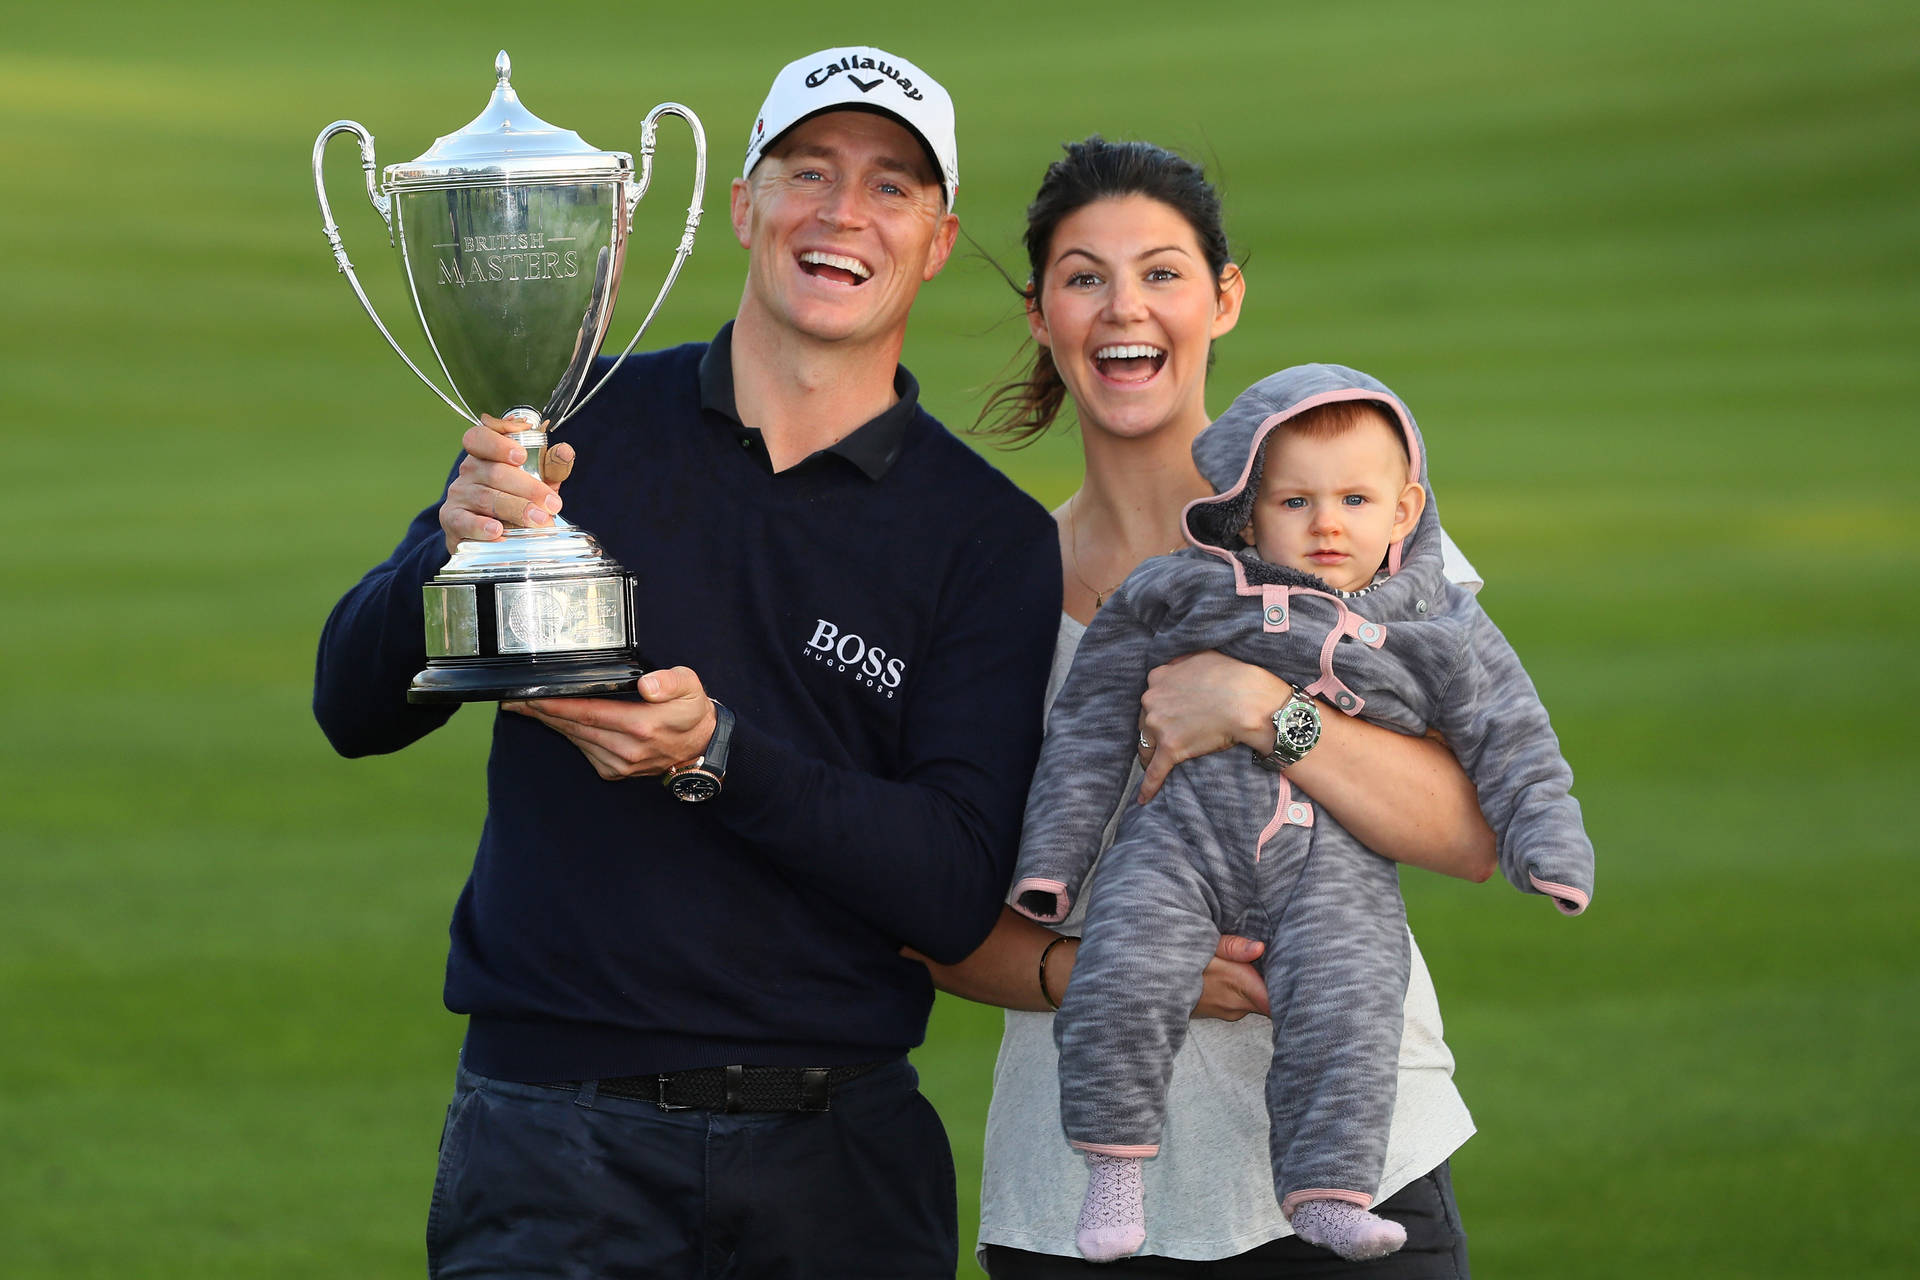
top-left (922, 138), bottom-right (1495, 1276)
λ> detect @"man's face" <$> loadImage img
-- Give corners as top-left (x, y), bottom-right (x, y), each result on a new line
top-left (1243, 412), bottom-right (1426, 593)
top-left (730, 111), bottom-right (958, 349)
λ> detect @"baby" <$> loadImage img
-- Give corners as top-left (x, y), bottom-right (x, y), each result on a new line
top-left (1011, 364), bottom-right (1594, 1263)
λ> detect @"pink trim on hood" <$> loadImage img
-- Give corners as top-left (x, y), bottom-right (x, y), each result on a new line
top-left (1182, 388), bottom-right (1426, 579)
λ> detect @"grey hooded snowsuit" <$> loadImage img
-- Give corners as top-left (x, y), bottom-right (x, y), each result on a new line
top-left (1011, 364), bottom-right (1594, 1218)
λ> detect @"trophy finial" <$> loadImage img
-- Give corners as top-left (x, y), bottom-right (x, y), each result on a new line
top-left (496, 51), bottom-right (512, 85)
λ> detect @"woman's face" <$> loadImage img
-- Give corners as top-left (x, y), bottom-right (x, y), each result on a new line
top-left (1028, 193), bottom-right (1243, 443)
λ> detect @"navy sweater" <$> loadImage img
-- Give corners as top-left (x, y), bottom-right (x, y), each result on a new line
top-left (314, 336), bottom-right (1060, 1081)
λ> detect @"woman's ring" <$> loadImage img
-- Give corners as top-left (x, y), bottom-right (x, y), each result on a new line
top-left (1138, 735), bottom-right (1153, 753)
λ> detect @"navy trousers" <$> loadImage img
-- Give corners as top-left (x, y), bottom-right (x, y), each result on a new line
top-left (427, 1057), bottom-right (957, 1279)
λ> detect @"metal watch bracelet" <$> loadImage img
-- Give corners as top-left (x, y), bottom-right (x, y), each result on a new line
top-left (1252, 690), bottom-right (1321, 772)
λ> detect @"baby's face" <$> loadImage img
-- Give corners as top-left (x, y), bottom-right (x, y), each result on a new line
top-left (1243, 411), bottom-right (1426, 592)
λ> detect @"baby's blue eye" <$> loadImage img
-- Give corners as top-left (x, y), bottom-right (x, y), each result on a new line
top-left (1283, 497), bottom-right (1307, 509)
top-left (1343, 495), bottom-right (1367, 506)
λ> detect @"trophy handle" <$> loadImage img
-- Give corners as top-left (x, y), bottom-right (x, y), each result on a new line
top-left (313, 120), bottom-right (475, 424)
top-left (564, 103), bottom-right (709, 424)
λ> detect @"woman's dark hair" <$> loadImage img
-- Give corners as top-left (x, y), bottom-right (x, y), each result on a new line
top-left (977, 136), bottom-right (1233, 446)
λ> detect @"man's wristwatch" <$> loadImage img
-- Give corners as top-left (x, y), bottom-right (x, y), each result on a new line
top-left (1251, 690), bottom-right (1321, 772)
top-left (663, 700), bottom-right (734, 803)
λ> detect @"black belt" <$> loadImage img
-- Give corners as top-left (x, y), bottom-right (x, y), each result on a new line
top-left (537, 1060), bottom-right (886, 1113)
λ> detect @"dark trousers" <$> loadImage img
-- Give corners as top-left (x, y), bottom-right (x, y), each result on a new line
top-left (427, 1057), bottom-right (957, 1279)
top-left (981, 1162), bottom-right (1468, 1279)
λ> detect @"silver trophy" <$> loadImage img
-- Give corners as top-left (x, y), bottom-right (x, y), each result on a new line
top-left (313, 51), bottom-right (706, 703)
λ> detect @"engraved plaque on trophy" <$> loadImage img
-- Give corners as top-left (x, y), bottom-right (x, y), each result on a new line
top-left (313, 52), bottom-right (706, 702)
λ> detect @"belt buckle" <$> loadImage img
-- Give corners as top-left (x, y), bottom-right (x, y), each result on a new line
top-left (654, 1072), bottom-right (693, 1113)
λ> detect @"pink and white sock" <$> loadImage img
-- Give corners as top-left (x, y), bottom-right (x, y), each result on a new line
top-left (1075, 1152), bottom-right (1147, 1262)
top-left (1289, 1197), bottom-right (1407, 1261)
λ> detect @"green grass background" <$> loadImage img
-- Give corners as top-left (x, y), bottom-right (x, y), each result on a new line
top-left (5, 1), bottom-right (1916, 1274)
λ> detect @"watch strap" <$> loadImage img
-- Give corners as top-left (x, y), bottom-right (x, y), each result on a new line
top-left (701, 699), bottom-right (734, 778)
top-left (664, 699), bottom-right (734, 801)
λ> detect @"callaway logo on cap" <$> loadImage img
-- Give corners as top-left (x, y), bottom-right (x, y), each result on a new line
top-left (743, 46), bottom-right (959, 209)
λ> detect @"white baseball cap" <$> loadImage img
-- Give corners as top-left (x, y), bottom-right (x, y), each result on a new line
top-left (743, 46), bottom-right (958, 209)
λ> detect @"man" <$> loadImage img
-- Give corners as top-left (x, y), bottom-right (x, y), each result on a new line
top-left (315, 46), bottom-right (1060, 1278)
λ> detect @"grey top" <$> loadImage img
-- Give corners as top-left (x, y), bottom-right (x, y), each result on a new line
top-left (1016, 364), bottom-right (1596, 924)
top-left (975, 614), bottom-right (1476, 1261)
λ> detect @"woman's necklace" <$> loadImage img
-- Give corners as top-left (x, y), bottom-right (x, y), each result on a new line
top-left (1068, 494), bottom-right (1184, 610)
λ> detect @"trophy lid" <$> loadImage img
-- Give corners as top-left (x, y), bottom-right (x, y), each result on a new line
top-left (385, 51), bottom-right (632, 189)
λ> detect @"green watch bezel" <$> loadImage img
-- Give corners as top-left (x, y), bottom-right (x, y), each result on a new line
top-left (1252, 692), bottom-right (1321, 772)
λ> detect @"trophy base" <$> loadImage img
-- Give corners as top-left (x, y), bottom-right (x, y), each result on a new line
top-left (415, 530), bottom-right (641, 705)
top-left (408, 651), bottom-right (645, 704)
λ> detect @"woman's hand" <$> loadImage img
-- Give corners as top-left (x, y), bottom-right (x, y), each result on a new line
top-left (1137, 650), bottom-right (1497, 881)
top-left (1194, 934), bottom-right (1269, 1021)
top-left (439, 414), bottom-right (576, 554)
top-left (1137, 651), bottom-right (1291, 803)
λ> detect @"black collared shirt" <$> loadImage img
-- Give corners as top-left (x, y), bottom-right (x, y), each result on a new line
top-left (697, 321), bottom-right (917, 480)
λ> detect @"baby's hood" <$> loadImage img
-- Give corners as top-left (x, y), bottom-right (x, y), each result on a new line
top-left (1183, 363), bottom-right (1444, 586)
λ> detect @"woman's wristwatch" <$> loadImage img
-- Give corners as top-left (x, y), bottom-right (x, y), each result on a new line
top-left (1251, 690), bottom-right (1321, 772)
top-left (663, 699), bottom-right (734, 803)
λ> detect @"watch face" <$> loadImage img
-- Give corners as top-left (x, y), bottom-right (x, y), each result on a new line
top-left (668, 769), bottom-right (721, 803)
top-left (1279, 704), bottom-right (1320, 753)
